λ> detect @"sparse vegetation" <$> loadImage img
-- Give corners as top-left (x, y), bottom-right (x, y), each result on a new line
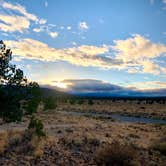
top-left (28, 115), bottom-right (46, 137)
top-left (0, 40), bottom-right (166, 166)
top-left (77, 99), bottom-right (84, 105)
top-left (95, 141), bottom-right (137, 166)
top-left (88, 99), bottom-right (94, 105)
top-left (69, 99), bottom-right (76, 105)
top-left (152, 137), bottom-right (166, 156)
top-left (43, 97), bottom-right (57, 111)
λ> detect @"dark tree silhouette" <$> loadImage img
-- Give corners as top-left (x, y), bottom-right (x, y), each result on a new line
top-left (0, 40), bottom-right (41, 122)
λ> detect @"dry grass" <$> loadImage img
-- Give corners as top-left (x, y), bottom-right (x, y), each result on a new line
top-left (59, 99), bottom-right (166, 119)
top-left (152, 136), bottom-right (166, 156)
top-left (0, 131), bottom-right (8, 153)
top-left (0, 130), bottom-right (23, 154)
top-left (95, 141), bottom-right (137, 166)
top-left (0, 129), bottom-right (47, 159)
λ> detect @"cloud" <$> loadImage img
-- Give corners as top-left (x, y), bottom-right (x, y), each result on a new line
top-left (5, 34), bottom-right (166, 75)
top-left (49, 32), bottom-right (58, 38)
top-left (1, 1), bottom-right (38, 22)
top-left (33, 28), bottom-right (42, 33)
top-left (33, 25), bottom-right (59, 39)
top-left (67, 26), bottom-right (71, 30)
top-left (0, 1), bottom-right (46, 33)
top-left (142, 60), bottom-right (160, 75)
top-left (0, 14), bottom-right (30, 32)
top-left (128, 81), bottom-right (166, 90)
top-left (78, 21), bottom-right (89, 30)
top-left (113, 34), bottom-right (166, 60)
top-left (61, 79), bottom-right (123, 92)
top-left (42, 79), bottom-right (166, 97)
top-left (112, 34), bottom-right (166, 74)
top-left (5, 38), bottom-right (115, 68)
top-left (38, 19), bottom-right (47, 24)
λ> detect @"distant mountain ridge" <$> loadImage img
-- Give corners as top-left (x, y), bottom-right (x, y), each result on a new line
top-left (40, 87), bottom-right (166, 99)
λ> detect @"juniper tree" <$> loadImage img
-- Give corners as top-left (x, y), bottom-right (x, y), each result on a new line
top-left (0, 40), bottom-right (41, 122)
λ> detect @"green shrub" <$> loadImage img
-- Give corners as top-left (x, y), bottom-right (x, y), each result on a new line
top-left (0, 90), bottom-right (23, 122)
top-left (25, 99), bottom-right (40, 115)
top-left (77, 99), bottom-right (84, 105)
top-left (28, 115), bottom-right (46, 137)
top-left (69, 99), bottom-right (75, 105)
top-left (44, 97), bottom-right (57, 110)
top-left (88, 99), bottom-right (94, 105)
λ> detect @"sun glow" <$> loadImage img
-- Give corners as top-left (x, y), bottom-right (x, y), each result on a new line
top-left (52, 81), bottom-right (68, 89)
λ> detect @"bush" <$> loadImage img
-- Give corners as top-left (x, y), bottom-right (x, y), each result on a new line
top-left (25, 98), bottom-right (40, 115)
top-left (88, 99), bottom-right (94, 105)
top-left (28, 115), bottom-right (46, 137)
top-left (0, 89), bottom-right (23, 122)
top-left (153, 142), bottom-right (166, 155)
top-left (44, 97), bottom-right (57, 110)
top-left (69, 99), bottom-right (76, 105)
top-left (77, 99), bottom-right (84, 105)
top-left (152, 137), bottom-right (166, 156)
top-left (95, 141), bottom-right (136, 166)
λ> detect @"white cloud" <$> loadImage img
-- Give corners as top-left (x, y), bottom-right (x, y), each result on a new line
top-left (38, 19), bottom-right (47, 24)
top-left (49, 32), bottom-right (58, 38)
top-left (5, 34), bottom-right (166, 75)
top-left (112, 34), bottom-right (166, 74)
top-left (0, 1), bottom-right (46, 33)
top-left (1, 1), bottom-right (38, 22)
top-left (0, 15), bottom-right (30, 32)
top-left (33, 28), bottom-right (42, 33)
top-left (44, 1), bottom-right (48, 7)
top-left (113, 34), bottom-right (166, 60)
top-left (5, 38), bottom-right (112, 68)
top-left (67, 26), bottom-right (71, 30)
top-left (78, 21), bottom-right (89, 30)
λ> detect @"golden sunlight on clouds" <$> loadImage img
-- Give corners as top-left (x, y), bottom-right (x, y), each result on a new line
top-left (5, 38), bottom-right (111, 67)
top-left (128, 81), bottom-right (166, 90)
top-left (142, 60), bottom-right (160, 75)
top-left (51, 81), bottom-right (68, 89)
top-left (5, 34), bottom-right (166, 75)
top-left (0, 1), bottom-right (46, 33)
top-left (113, 34), bottom-right (166, 60)
top-left (0, 15), bottom-right (30, 32)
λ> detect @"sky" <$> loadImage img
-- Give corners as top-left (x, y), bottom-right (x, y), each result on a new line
top-left (0, 0), bottom-right (166, 96)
